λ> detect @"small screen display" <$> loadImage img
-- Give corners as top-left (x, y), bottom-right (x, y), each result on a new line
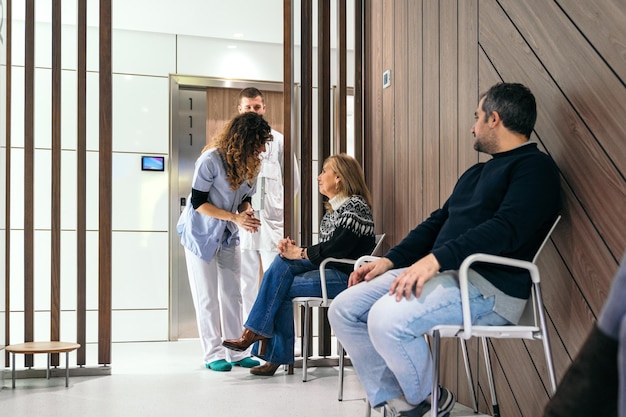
top-left (141, 156), bottom-right (165, 171)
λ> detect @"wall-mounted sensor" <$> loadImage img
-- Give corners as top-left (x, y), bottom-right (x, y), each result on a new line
top-left (383, 70), bottom-right (391, 88)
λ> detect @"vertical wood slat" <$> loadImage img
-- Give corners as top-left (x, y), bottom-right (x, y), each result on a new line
top-left (381, 0), bottom-right (395, 247)
top-left (393, 0), bottom-right (409, 241)
top-left (421, 0), bottom-right (440, 216)
top-left (354, 0), bottom-right (364, 165)
top-left (4, 0), bottom-right (13, 366)
top-left (50, 0), bottom-right (62, 367)
top-left (452, 0), bottom-right (479, 407)
top-left (23, 0), bottom-right (35, 368)
top-left (98, 0), bottom-right (112, 365)
top-left (76, 0), bottom-right (88, 366)
top-left (283, 0), bottom-right (293, 239)
top-left (317, 0), bottom-right (333, 357)
top-left (334, 0), bottom-right (347, 155)
top-left (406, 0), bottom-right (423, 231)
top-left (300, 0), bottom-right (313, 246)
top-left (318, 0), bottom-right (331, 166)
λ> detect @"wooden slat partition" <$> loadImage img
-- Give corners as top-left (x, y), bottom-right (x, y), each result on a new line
top-left (76, 0), bottom-right (88, 366)
top-left (50, 0), bottom-right (62, 368)
top-left (23, 0), bottom-right (35, 368)
top-left (98, 0), bottom-right (113, 365)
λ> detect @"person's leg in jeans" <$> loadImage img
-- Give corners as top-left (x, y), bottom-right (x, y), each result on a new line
top-left (250, 266), bottom-right (349, 365)
top-left (245, 256), bottom-right (317, 337)
top-left (329, 268), bottom-right (506, 408)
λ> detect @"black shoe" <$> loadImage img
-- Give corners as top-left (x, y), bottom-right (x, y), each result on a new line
top-left (392, 386), bottom-right (456, 417)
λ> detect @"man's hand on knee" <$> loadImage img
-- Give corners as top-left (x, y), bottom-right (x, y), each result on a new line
top-left (348, 257), bottom-right (394, 286)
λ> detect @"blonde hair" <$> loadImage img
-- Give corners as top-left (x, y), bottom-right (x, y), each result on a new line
top-left (204, 112), bottom-right (272, 190)
top-left (324, 153), bottom-right (373, 211)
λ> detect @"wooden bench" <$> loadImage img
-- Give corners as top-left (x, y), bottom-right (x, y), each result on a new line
top-left (5, 341), bottom-right (81, 388)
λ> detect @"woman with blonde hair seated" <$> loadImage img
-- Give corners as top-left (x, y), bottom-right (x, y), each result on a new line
top-left (223, 153), bottom-right (376, 376)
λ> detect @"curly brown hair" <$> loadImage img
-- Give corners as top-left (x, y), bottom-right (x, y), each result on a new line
top-left (204, 112), bottom-right (272, 190)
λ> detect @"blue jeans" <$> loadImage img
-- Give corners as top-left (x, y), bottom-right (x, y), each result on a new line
top-left (245, 255), bottom-right (349, 365)
top-left (328, 267), bottom-right (508, 407)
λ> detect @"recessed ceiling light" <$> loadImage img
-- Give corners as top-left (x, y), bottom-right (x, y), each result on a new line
top-left (228, 45), bottom-right (237, 49)
top-left (233, 33), bottom-right (244, 38)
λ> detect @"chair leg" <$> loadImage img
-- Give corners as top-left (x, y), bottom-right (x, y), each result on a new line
top-left (431, 330), bottom-right (441, 417)
top-left (481, 337), bottom-right (500, 417)
top-left (459, 338), bottom-right (479, 413)
top-left (302, 303), bottom-right (311, 382)
top-left (338, 341), bottom-right (345, 401)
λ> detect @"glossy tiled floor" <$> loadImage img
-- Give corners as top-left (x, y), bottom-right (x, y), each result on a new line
top-left (0, 340), bottom-right (486, 417)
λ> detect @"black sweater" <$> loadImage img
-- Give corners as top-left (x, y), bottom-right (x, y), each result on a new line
top-left (307, 195), bottom-right (376, 274)
top-left (385, 143), bottom-right (561, 299)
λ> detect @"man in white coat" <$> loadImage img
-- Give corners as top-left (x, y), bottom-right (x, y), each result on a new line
top-left (237, 87), bottom-right (289, 323)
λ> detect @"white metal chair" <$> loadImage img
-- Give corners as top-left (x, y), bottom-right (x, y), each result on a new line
top-left (293, 233), bottom-right (385, 382)
top-left (428, 216), bottom-right (560, 417)
top-left (344, 216), bottom-right (560, 417)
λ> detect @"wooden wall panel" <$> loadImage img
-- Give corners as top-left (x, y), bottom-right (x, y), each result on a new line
top-left (457, 0), bottom-right (479, 173)
top-left (393, 0), bottom-right (410, 241)
top-left (496, 0), bottom-right (626, 259)
top-left (456, 2), bottom-right (479, 405)
top-left (406, 1), bottom-right (423, 231)
top-left (381, 0), bottom-right (396, 247)
top-left (421, 1), bottom-right (440, 217)
top-left (557, 0), bottom-right (626, 80)
top-left (363, 0), bottom-right (625, 414)
top-left (438, 0), bottom-right (458, 204)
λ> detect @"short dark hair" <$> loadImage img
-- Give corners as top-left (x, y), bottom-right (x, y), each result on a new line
top-left (481, 83), bottom-right (537, 138)
top-left (238, 87), bottom-right (264, 103)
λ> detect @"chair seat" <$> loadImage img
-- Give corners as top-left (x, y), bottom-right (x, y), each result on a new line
top-left (292, 297), bottom-right (328, 308)
top-left (429, 324), bottom-right (541, 340)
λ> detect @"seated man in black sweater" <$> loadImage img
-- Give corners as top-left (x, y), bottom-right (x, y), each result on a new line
top-left (328, 82), bottom-right (561, 417)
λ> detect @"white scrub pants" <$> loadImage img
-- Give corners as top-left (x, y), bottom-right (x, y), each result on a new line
top-left (240, 249), bottom-right (278, 319)
top-left (184, 246), bottom-right (248, 365)
top-left (240, 249), bottom-right (278, 356)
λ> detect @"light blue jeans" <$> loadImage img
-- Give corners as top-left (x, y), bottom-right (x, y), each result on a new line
top-left (328, 267), bottom-right (509, 407)
top-left (245, 255), bottom-right (349, 365)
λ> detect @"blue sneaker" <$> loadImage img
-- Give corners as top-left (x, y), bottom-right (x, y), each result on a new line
top-left (231, 357), bottom-right (260, 368)
top-left (206, 359), bottom-right (232, 372)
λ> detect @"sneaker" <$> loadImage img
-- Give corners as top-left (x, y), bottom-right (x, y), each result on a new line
top-left (231, 357), bottom-right (260, 368)
top-left (205, 359), bottom-right (232, 372)
top-left (394, 386), bottom-right (456, 417)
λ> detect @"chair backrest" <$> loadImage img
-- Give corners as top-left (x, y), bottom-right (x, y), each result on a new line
top-left (372, 233), bottom-right (386, 256)
top-left (519, 215), bottom-right (561, 326)
top-left (531, 215), bottom-right (561, 264)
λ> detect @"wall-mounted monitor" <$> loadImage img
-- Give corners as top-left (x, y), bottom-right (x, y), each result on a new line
top-left (141, 156), bottom-right (165, 171)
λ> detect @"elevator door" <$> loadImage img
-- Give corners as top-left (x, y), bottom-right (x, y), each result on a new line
top-left (170, 81), bottom-right (284, 340)
top-left (174, 88), bottom-right (207, 339)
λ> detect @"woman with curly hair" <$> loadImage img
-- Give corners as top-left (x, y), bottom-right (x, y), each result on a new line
top-left (177, 112), bottom-right (273, 371)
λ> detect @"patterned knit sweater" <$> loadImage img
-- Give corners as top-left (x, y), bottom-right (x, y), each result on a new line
top-left (306, 194), bottom-right (376, 274)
